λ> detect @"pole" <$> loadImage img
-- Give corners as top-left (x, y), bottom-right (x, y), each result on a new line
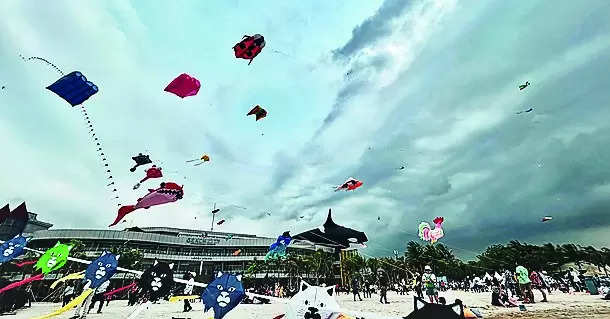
top-left (211, 203), bottom-right (216, 232)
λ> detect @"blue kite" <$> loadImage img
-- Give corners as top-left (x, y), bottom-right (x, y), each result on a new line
top-left (46, 71), bottom-right (98, 106)
top-left (202, 272), bottom-right (245, 319)
top-left (264, 231), bottom-right (292, 261)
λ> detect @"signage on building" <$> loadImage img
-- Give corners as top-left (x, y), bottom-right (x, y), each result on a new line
top-left (184, 237), bottom-right (220, 245)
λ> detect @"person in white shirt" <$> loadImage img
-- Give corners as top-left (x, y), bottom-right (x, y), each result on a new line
top-left (183, 272), bottom-right (195, 312)
top-left (63, 283), bottom-right (75, 307)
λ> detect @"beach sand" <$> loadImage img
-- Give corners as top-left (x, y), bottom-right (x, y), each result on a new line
top-left (9, 290), bottom-right (610, 318)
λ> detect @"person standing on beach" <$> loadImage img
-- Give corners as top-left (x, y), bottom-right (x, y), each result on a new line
top-left (377, 269), bottom-right (389, 304)
top-left (183, 272), bottom-right (194, 312)
top-left (414, 272), bottom-right (424, 298)
top-left (351, 276), bottom-right (363, 301)
top-left (422, 265), bottom-right (439, 303)
top-left (569, 267), bottom-right (582, 292)
top-left (529, 270), bottom-right (548, 302)
top-left (63, 283), bottom-right (75, 307)
top-left (515, 265), bottom-right (534, 303)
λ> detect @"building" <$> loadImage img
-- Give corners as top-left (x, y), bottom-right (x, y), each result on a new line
top-left (0, 202), bottom-right (53, 240)
top-left (28, 226), bottom-right (336, 280)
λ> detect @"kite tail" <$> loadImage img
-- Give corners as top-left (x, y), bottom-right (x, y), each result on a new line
top-left (19, 55), bottom-right (64, 76)
top-left (418, 222), bottom-right (431, 241)
top-left (110, 205), bottom-right (136, 226)
top-left (139, 176), bottom-right (149, 184)
top-left (103, 282), bottom-right (136, 298)
top-left (14, 260), bottom-right (36, 267)
top-left (32, 288), bottom-right (93, 319)
top-left (0, 273), bottom-right (44, 294)
top-left (50, 271), bottom-right (84, 289)
top-left (127, 301), bottom-right (150, 319)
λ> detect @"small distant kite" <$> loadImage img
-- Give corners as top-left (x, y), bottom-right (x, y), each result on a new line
top-left (397, 165), bottom-right (406, 170)
top-left (519, 81), bottom-right (530, 90)
top-left (46, 71), bottom-right (98, 107)
top-left (186, 154), bottom-right (210, 166)
top-left (217, 219), bottom-right (225, 225)
top-left (164, 73), bottom-right (201, 98)
top-left (335, 177), bottom-right (363, 192)
top-left (541, 216), bottom-right (553, 222)
top-left (232, 249), bottom-right (241, 256)
top-left (130, 153), bottom-right (152, 172)
top-left (247, 105), bottom-right (267, 121)
top-left (233, 34), bottom-right (266, 65)
top-left (133, 165), bottom-right (163, 189)
top-left (516, 107), bottom-right (534, 114)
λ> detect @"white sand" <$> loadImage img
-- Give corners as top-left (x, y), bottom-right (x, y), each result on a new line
top-left (9, 290), bottom-right (610, 318)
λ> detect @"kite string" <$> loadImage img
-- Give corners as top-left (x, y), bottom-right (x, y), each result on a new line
top-left (19, 55), bottom-right (64, 76)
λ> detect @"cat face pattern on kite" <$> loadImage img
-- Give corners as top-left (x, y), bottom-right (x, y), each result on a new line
top-left (202, 272), bottom-right (245, 319)
top-left (85, 251), bottom-right (119, 289)
top-left (46, 71), bottom-right (98, 106)
top-left (164, 73), bottom-right (201, 98)
top-left (287, 281), bottom-right (341, 319)
top-left (35, 242), bottom-right (73, 275)
top-left (139, 260), bottom-right (174, 301)
top-left (0, 234), bottom-right (28, 264)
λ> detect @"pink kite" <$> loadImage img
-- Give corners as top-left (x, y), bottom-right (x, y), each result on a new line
top-left (164, 73), bottom-right (201, 98)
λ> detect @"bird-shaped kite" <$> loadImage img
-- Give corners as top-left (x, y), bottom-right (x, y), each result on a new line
top-left (130, 153), bottom-right (152, 172)
top-left (247, 105), bottom-right (267, 121)
top-left (164, 73), bottom-right (200, 98)
top-left (335, 178), bottom-right (363, 192)
top-left (233, 34), bottom-right (266, 65)
top-left (518, 81), bottom-right (530, 90)
top-left (516, 107), bottom-right (534, 114)
top-left (133, 165), bottom-right (163, 189)
top-left (186, 154), bottom-right (211, 166)
top-left (418, 217), bottom-right (445, 244)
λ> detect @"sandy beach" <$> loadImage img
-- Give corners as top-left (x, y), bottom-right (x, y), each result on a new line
top-left (8, 290), bottom-right (610, 319)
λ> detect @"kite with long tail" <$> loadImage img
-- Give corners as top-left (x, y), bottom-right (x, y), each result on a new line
top-left (20, 54), bottom-right (121, 205)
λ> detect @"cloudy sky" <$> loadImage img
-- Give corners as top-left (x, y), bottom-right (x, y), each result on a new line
top-left (1, 0), bottom-right (609, 259)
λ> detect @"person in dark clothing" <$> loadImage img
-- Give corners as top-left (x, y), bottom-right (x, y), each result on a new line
top-left (351, 276), bottom-right (363, 301)
top-left (183, 272), bottom-right (195, 312)
top-left (414, 273), bottom-right (424, 299)
top-left (88, 280), bottom-right (110, 314)
top-left (377, 269), bottom-right (389, 304)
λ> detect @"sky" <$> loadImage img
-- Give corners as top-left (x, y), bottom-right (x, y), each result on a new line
top-left (1, 0), bottom-right (610, 259)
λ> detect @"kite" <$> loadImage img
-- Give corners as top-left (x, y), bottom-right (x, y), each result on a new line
top-left (541, 216), bottom-right (553, 222)
top-left (186, 154), bottom-right (211, 166)
top-left (0, 242), bottom-right (73, 295)
top-left (398, 165), bottom-right (406, 170)
top-left (139, 260), bottom-right (174, 302)
top-left (133, 165), bottom-right (163, 189)
top-left (232, 249), bottom-right (241, 256)
top-left (294, 209), bottom-right (368, 248)
top-left (233, 34), bottom-right (266, 65)
top-left (164, 73), bottom-right (201, 98)
top-left (405, 297), bottom-right (465, 319)
top-left (518, 81), bottom-right (530, 90)
top-left (265, 231), bottom-right (291, 261)
top-left (202, 272), bottom-right (246, 319)
top-left (84, 251), bottom-right (119, 288)
top-left (247, 105), bottom-right (267, 121)
top-left (32, 60), bottom-right (120, 204)
top-left (130, 153), bottom-right (153, 172)
top-left (110, 182), bottom-right (184, 226)
top-left (0, 202), bottom-right (29, 238)
top-left (225, 234), bottom-right (234, 240)
top-left (217, 219), bottom-right (226, 225)
top-left (335, 178), bottom-right (363, 192)
top-left (418, 217), bottom-right (445, 244)
top-left (286, 281), bottom-right (341, 319)
top-left (0, 235), bottom-right (29, 265)
top-left (46, 71), bottom-right (98, 106)
top-left (516, 107), bottom-right (534, 114)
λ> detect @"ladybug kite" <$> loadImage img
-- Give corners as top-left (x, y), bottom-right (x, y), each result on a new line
top-left (233, 34), bottom-right (266, 65)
